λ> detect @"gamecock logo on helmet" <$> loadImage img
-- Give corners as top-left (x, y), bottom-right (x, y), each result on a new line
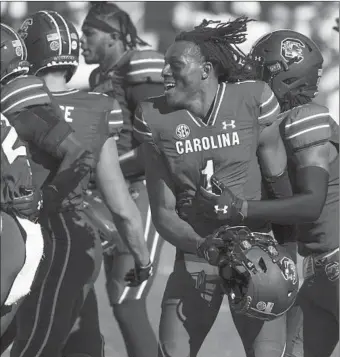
top-left (281, 38), bottom-right (305, 64)
top-left (280, 257), bottom-right (298, 285)
top-left (19, 18), bottom-right (33, 40)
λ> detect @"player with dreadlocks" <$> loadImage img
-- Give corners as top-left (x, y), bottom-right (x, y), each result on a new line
top-left (80, 3), bottom-right (164, 357)
top-left (134, 17), bottom-right (296, 357)
top-left (192, 27), bottom-right (339, 357)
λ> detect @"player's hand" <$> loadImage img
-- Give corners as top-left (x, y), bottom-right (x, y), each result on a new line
top-left (197, 234), bottom-right (227, 266)
top-left (197, 230), bottom-right (233, 267)
top-left (124, 261), bottom-right (154, 287)
top-left (194, 177), bottom-right (246, 224)
top-left (10, 186), bottom-right (42, 222)
top-left (334, 18), bottom-right (339, 32)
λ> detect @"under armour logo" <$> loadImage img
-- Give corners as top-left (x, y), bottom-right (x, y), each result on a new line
top-left (222, 120), bottom-right (236, 130)
top-left (214, 205), bottom-right (228, 214)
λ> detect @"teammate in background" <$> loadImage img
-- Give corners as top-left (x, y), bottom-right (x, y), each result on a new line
top-left (80, 3), bottom-right (164, 356)
top-left (0, 113), bottom-right (44, 353)
top-left (1, 22), bottom-right (97, 357)
top-left (197, 30), bottom-right (339, 357)
top-left (19, 10), bottom-right (153, 357)
top-left (134, 18), bottom-right (295, 357)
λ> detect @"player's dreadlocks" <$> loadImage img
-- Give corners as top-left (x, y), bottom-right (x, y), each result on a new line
top-left (85, 2), bottom-right (149, 49)
top-left (175, 17), bottom-right (256, 82)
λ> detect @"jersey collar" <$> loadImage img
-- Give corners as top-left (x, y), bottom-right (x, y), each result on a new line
top-left (187, 82), bottom-right (226, 127)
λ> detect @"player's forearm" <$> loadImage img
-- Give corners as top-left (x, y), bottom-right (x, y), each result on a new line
top-left (244, 193), bottom-right (324, 224)
top-left (244, 166), bottom-right (328, 224)
top-left (119, 147), bottom-right (145, 177)
top-left (50, 146), bottom-right (95, 195)
top-left (97, 176), bottom-right (150, 265)
top-left (112, 206), bottom-right (150, 266)
top-left (152, 207), bottom-right (204, 254)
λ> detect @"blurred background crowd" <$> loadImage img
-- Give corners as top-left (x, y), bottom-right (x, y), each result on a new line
top-left (1, 1), bottom-right (339, 123)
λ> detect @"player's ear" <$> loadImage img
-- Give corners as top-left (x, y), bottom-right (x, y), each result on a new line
top-left (108, 32), bottom-right (120, 46)
top-left (202, 61), bottom-right (213, 80)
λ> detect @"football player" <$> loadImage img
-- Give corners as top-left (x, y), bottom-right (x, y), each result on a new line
top-left (80, 3), bottom-right (164, 356)
top-left (203, 30), bottom-right (339, 357)
top-left (134, 18), bottom-right (295, 357)
top-left (19, 10), bottom-right (154, 357)
top-left (1, 22), bottom-right (99, 357)
top-left (0, 113), bottom-right (44, 348)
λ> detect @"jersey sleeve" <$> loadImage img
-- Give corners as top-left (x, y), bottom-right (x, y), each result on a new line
top-left (1, 76), bottom-right (52, 116)
top-left (257, 82), bottom-right (281, 126)
top-left (126, 50), bottom-right (164, 85)
top-left (284, 105), bottom-right (332, 152)
top-left (133, 104), bottom-right (155, 145)
top-left (9, 105), bottom-right (74, 159)
top-left (106, 98), bottom-right (124, 137)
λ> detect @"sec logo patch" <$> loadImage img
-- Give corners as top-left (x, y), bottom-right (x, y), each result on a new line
top-left (50, 41), bottom-right (60, 51)
top-left (175, 124), bottom-right (190, 139)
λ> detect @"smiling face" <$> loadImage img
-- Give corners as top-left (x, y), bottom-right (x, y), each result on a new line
top-left (162, 41), bottom-right (206, 109)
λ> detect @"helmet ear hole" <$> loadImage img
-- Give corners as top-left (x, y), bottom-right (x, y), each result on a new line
top-left (258, 257), bottom-right (267, 273)
top-left (283, 77), bottom-right (299, 85)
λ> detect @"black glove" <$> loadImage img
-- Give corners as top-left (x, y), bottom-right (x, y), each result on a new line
top-left (4, 186), bottom-right (42, 222)
top-left (124, 261), bottom-right (154, 287)
top-left (334, 18), bottom-right (339, 32)
top-left (197, 226), bottom-right (234, 266)
top-left (193, 176), bottom-right (245, 224)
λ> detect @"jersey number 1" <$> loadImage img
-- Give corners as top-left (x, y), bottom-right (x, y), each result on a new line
top-left (201, 159), bottom-right (215, 192)
top-left (1, 115), bottom-right (27, 164)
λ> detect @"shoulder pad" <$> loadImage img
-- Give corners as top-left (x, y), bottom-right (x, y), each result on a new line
top-left (284, 103), bottom-right (332, 151)
top-left (126, 49), bottom-right (164, 85)
top-left (1, 75), bottom-right (52, 116)
top-left (257, 81), bottom-right (280, 126)
top-left (133, 95), bottom-right (174, 145)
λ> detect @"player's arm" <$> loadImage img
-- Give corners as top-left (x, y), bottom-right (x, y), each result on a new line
top-left (242, 105), bottom-right (332, 223)
top-left (208, 112), bottom-right (332, 225)
top-left (133, 102), bottom-right (205, 253)
top-left (244, 139), bottom-right (330, 224)
top-left (257, 121), bottom-right (294, 200)
top-left (96, 137), bottom-right (150, 267)
top-left (143, 142), bottom-right (204, 254)
top-left (119, 82), bottom-right (164, 177)
top-left (10, 106), bottom-right (95, 193)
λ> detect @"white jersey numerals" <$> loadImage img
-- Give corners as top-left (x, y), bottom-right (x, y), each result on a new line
top-left (201, 159), bottom-right (215, 192)
top-left (1, 113), bottom-right (27, 164)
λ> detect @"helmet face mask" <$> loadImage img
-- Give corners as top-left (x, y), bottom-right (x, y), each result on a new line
top-left (218, 228), bottom-right (299, 321)
top-left (250, 30), bottom-right (324, 105)
top-left (0, 23), bottom-right (30, 85)
top-left (18, 11), bottom-right (79, 83)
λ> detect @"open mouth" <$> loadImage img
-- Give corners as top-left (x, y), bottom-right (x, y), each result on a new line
top-left (164, 83), bottom-right (176, 92)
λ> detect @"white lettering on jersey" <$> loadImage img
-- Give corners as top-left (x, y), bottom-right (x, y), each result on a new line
top-left (1, 113), bottom-right (27, 164)
top-left (59, 105), bottom-right (74, 122)
top-left (175, 132), bottom-right (240, 155)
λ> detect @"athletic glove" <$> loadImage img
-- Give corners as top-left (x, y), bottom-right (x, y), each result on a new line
top-left (2, 186), bottom-right (42, 222)
top-left (197, 230), bottom-right (227, 266)
top-left (193, 176), bottom-right (246, 224)
top-left (125, 261), bottom-right (154, 287)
